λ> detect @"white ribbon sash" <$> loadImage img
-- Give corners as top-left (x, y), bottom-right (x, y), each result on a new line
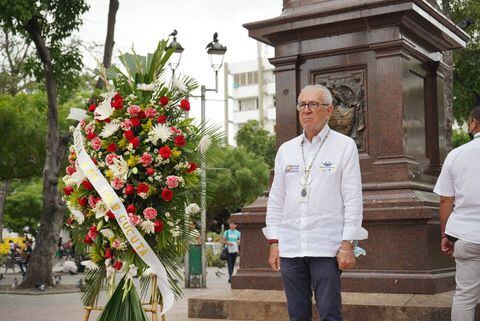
top-left (71, 118), bottom-right (173, 314)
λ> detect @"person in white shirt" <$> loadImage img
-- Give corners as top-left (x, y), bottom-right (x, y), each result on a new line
top-left (264, 85), bottom-right (368, 321)
top-left (434, 106), bottom-right (480, 321)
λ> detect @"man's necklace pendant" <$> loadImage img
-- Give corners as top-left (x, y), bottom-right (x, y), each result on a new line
top-left (301, 188), bottom-right (307, 197)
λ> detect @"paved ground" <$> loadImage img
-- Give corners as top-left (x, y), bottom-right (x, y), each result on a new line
top-left (0, 264), bottom-right (231, 321)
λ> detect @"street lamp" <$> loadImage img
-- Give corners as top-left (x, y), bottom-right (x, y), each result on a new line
top-left (167, 29), bottom-right (184, 74)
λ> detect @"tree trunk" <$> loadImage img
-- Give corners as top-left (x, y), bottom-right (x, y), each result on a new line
top-left (96, 0), bottom-right (119, 89)
top-left (20, 17), bottom-right (64, 288)
top-left (442, 0), bottom-right (453, 152)
top-left (0, 179), bottom-right (10, 241)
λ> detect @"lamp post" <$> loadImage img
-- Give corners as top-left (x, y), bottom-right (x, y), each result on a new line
top-left (167, 29), bottom-right (184, 76)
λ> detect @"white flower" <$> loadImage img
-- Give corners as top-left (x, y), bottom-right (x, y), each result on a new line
top-left (105, 258), bottom-right (112, 267)
top-left (198, 135), bottom-right (211, 154)
top-left (127, 264), bottom-right (138, 277)
top-left (70, 209), bottom-right (85, 225)
top-left (137, 83), bottom-right (156, 91)
top-left (106, 265), bottom-right (116, 278)
top-left (140, 220), bottom-right (155, 234)
top-left (63, 175), bottom-right (76, 187)
top-left (100, 228), bottom-right (115, 240)
top-left (185, 203), bottom-right (201, 215)
top-left (81, 260), bottom-right (99, 270)
top-left (132, 167), bottom-right (138, 175)
top-left (100, 119), bottom-right (120, 138)
top-left (149, 124), bottom-right (172, 145)
top-left (94, 91), bottom-right (116, 121)
top-left (92, 201), bottom-right (107, 219)
top-left (172, 75), bottom-right (188, 92)
top-left (108, 156), bottom-right (129, 181)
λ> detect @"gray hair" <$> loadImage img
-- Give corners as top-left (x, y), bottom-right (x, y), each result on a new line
top-left (301, 85), bottom-right (333, 106)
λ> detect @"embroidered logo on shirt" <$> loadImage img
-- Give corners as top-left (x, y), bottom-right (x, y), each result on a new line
top-left (285, 164), bottom-right (300, 174)
top-left (319, 161), bottom-right (336, 173)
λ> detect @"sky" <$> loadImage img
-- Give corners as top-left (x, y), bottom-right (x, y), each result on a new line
top-left (78, 0), bottom-right (282, 141)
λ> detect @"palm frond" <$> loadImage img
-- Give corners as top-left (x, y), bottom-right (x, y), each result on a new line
top-left (81, 266), bottom-right (106, 307)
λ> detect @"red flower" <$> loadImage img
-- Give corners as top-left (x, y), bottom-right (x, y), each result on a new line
top-left (88, 103), bottom-right (96, 112)
top-left (106, 210), bottom-right (115, 219)
top-left (82, 180), bottom-right (94, 191)
top-left (156, 115), bottom-right (167, 124)
top-left (126, 204), bottom-right (136, 214)
top-left (83, 234), bottom-right (93, 244)
top-left (124, 130), bottom-right (135, 140)
top-left (137, 183), bottom-right (149, 195)
top-left (138, 111), bottom-right (146, 119)
top-left (187, 162), bottom-right (198, 173)
top-left (130, 117), bottom-right (140, 127)
top-left (113, 260), bottom-right (123, 270)
top-left (129, 137), bottom-right (140, 148)
top-left (125, 184), bottom-right (135, 195)
top-left (66, 217), bottom-right (74, 226)
top-left (86, 132), bottom-right (97, 140)
top-left (63, 186), bottom-right (74, 196)
top-left (179, 99), bottom-right (190, 111)
top-left (146, 167), bottom-right (155, 176)
top-left (159, 96), bottom-right (169, 106)
top-left (66, 165), bottom-right (76, 175)
top-left (78, 197), bottom-right (88, 207)
top-left (161, 188), bottom-right (173, 201)
top-left (159, 146), bottom-right (172, 159)
top-left (104, 248), bottom-right (113, 259)
top-left (111, 93), bottom-right (124, 109)
top-left (107, 143), bottom-right (117, 152)
top-left (154, 220), bottom-right (164, 233)
top-left (174, 135), bottom-right (186, 147)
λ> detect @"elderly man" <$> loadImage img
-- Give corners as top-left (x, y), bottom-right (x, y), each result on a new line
top-left (434, 106), bottom-right (480, 321)
top-left (264, 85), bottom-right (368, 321)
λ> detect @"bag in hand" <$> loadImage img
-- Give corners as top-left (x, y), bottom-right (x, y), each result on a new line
top-left (220, 247), bottom-right (228, 261)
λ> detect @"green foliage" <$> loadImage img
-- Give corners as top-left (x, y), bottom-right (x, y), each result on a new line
top-left (4, 178), bottom-right (43, 234)
top-left (452, 128), bottom-right (471, 147)
top-left (0, 92), bottom-right (47, 179)
top-left (207, 146), bottom-right (269, 225)
top-left (450, 0), bottom-right (480, 123)
top-left (235, 120), bottom-right (275, 168)
top-left (206, 248), bottom-right (225, 268)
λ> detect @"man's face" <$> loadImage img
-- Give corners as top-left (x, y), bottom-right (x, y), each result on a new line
top-left (298, 89), bottom-right (333, 132)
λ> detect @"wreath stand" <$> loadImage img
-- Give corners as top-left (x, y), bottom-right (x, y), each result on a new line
top-left (82, 275), bottom-right (166, 321)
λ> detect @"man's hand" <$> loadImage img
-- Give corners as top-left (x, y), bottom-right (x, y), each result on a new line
top-left (441, 237), bottom-right (454, 256)
top-left (336, 241), bottom-right (356, 270)
top-left (269, 243), bottom-right (280, 271)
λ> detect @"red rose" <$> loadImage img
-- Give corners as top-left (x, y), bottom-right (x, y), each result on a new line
top-left (125, 184), bottom-right (135, 195)
top-left (63, 186), bottom-right (74, 195)
top-left (106, 210), bottom-right (115, 219)
top-left (126, 204), bottom-right (136, 214)
top-left (138, 111), bottom-right (146, 119)
top-left (78, 197), bottom-right (88, 207)
top-left (104, 248), bottom-right (113, 259)
top-left (88, 103), bottom-right (96, 112)
top-left (156, 115), bottom-right (167, 124)
top-left (129, 137), bottom-right (140, 148)
top-left (111, 93), bottom-right (124, 109)
top-left (174, 135), bottom-right (186, 147)
top-left (113, 260), bottom-right (123, 271)
top-left (124, 130), bottom-right (135, 140)
top-left (92, 158), bottom-right (98, 165)
top-left (187, 162), bottom-right (198, 173)
top-left (146, 167), bottom-right (155, 176)
top-left (66, 217), bottom-right (74, 225)
top-left (137, 183), bottom-right (149, 194)
top-left (86, 132), bottom-right (97, 140)
top-left (159, 146), bottom-right (172, 159)
top-left (130, 117), bottom-right (140, 127)
top-left (159, 96), bottom-right (169, 106)
top-left (107, 143), bottom-right (117, 152)
top-left (104, 118), bottom-right (111, 123)
top-left (84, 234), bottom-right (93, 244)
top-left (179, 99), bottom-right (190, 111)
top-left (154, 220), bottom-right (164, 233)
top-left (82, 180), bottom-right (94, 191)
top-left (161, 188), bottom-right (173, 201)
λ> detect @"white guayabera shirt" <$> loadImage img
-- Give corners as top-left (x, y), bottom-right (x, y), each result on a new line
top-left (434, 132), bottom-right (480, 244)
top-left (264, 125), bottom-right (368, 258)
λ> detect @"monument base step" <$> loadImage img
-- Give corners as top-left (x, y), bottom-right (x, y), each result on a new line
top-left (189, 289), bottom-right (480, 321)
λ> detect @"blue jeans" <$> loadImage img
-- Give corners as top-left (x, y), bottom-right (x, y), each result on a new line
top-left (280, 257), bottom-right (343, 321)
top-left (226, 252), bottom-right (238, 278)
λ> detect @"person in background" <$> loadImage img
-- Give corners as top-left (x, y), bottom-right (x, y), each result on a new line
top-left (222, 222), bottom-right (241, 283)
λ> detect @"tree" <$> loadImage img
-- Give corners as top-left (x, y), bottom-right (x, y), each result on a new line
top-left (96, 0), bottom-right (119, 89)
top-left (236, 120), bottom-right (276, 168)
top-left (207, 146), bottom-right (269, 230)
top-left (0, 0), bottom-right (89, 287)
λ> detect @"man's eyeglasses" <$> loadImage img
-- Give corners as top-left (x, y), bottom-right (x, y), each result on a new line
top-left (296, 101), bottom-right (330, 111)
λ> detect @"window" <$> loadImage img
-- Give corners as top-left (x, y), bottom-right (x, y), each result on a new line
top-left (238, 98), bottom-right (258, 111)
top-left (232, 72), bottom-right (259, 87)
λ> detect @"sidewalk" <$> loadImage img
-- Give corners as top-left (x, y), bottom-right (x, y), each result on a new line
top-left (0, 266), bottom-right (231, 321)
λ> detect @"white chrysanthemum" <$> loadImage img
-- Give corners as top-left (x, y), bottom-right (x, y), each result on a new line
top-left (140, 220), bottom-right (155, 234)
top-left (185, 203), bottom-right (201, 215)
top-left (108, 156), bottom-right (129, 181)
top-left (70, 209), bottom-right (85, 225)
top-left (198, 135), bottom-right (211, 154)
top-left (94, 91), bottom-right (116, 121)
top-left (149, 124), bottom-right (172, 145)
top-left (137, 83), bottom-right (156, 91)
top-left (100, 228), bottom-right (115, 240)
top-left (100, 119), bottom-right (120, 138)
top-left (81, 260), bottom-right (99, 270)
top-left (172, 75), bottom-right (188, 92)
